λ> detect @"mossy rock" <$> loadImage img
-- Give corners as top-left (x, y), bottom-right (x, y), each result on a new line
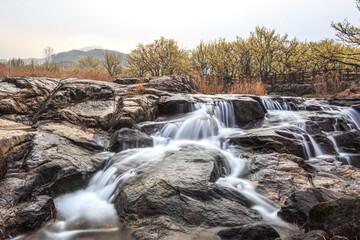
top-left (308, 202), bottom-right (331, 222)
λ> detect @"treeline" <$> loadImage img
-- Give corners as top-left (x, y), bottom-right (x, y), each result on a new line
top-left (2, 26), bottom-right (360, 92)
top-left (126, 27), bottom-right (359, 91)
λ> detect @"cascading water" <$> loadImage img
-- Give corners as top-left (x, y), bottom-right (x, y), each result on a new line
top-left (15, 97), bottom-right (360, 239)
top-left (262, 97), bottom-right (360, 164)
top-left (262, 97), bottom-right (293, 111)
top-left (342, 107), bottom-right (360, 130)
top-left (214, 101), bottom-right (236, 128)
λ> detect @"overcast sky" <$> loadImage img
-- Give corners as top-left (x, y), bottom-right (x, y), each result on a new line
top-left (0, 0), bottom-right (359, 58)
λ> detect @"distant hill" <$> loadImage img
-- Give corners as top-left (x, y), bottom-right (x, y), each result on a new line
top-left (52, 48), bottom-right (127, 63)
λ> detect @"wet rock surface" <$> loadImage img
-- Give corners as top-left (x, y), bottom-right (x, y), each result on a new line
top-left (109, 128), bottom-right (153, 152)
top-left (278, 188), bottom-right (348, 226)
top-left (305, 197), bottom-right (360, 240)
top-left (115, 146), bottom-right (261, 228)
top-left (0, 76), bottom-right (360, 239)
top-left (217, 223), bottom-right (280, 240)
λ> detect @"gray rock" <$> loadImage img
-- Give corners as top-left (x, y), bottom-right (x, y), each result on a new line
top-left (278, 188), bottom-right (347, 226)
top-left (114, 78), bottom-right (150, 85)
top-left (115, 145), bottom-right (260, 228)
top-left (228, 130), bottom-right (306, 158)
top-left (0, 119), bottom-right (34, 179)
top-left (147, 75), bottom-right (199, 94)
top-left (232, 97), bottom-right (265, 127)
top-left (34, 79), bottom-right (122, 130)
top-left (248, 153), bottom-right (313, 205)
top-left (109, 128), bottom-right (153, 152)
top-left (305, 197), bottom-right (360, 240)
top-left (158, 94), bottom-right (197, 115)
top-left (0, 131), bottom-right (108, 236)
top-left (0, 195), bottom-right (56, 238)
top-left (217, 223), bottom-right (280, 240)
top-left (0, 77), bottom-right (59, 116)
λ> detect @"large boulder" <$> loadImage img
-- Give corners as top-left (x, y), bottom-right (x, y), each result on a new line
top-left (115, 145), bottom-right (261, 228)
top-left (34, 79), bottom-right (122, 130)
top-left (0, 130), bottom-right (108, 237)
top-left (0, 77), bottom-right (59, 116)
top-left (278, 188), bottom-right (348, 226)
top-left (305, 197), bottom-right (360, 240)
top-left (158, 94), bottom-right (198, 115)
top-left (232, 97), bottom-right (265, 127)
top-left (146, 75), bottom-right (199, 94)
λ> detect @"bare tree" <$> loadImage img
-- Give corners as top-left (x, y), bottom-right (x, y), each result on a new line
top-left (43, 46), bottom-right (54, 69)
top-left (103, 51), bottom-right (123, 78)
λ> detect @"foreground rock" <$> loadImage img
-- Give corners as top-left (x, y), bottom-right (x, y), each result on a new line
top-left (278, 188), bottom-right (347, 226)
top-left (228, 130), bottom-right (306, 159)
top-left (115, 146), bottom-right (261, 229)
top-left (0, 77), bottom-right (59, 115)
top-left (217, 223), bottom-right (280, 240)
top-left (305, 197), bottom-right (360, 240)
top-left (1, 76), bottom-right (360, 239)
top-left (0, 75), bottom-right (205, 238)
top-left (0, 196), bottom-right (56, 238)
top-left (0, 129), bottom-right (108, 237)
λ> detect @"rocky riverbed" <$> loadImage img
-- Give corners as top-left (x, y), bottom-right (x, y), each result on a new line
top-left (0, 76), bottom-right (359, 240)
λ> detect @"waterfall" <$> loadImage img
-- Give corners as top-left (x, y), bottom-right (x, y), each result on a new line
top-left (308, 135), bottom-right (324, 157)
top-left (24, 97), bottom-right (360, 239)
top-left (214, 101), bottom-right (236, 128)
top-left (328, 135), bottom-right (352, 165)
top-left (342, 108), bottom-right (360, 130)
top-left (296, 122), bottom-right (324, 158)
top-left (262, 97), bottom-right (293, 111)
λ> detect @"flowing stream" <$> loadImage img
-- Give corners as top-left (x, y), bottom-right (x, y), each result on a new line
top-left (16, 96), bottom-right (360, 239)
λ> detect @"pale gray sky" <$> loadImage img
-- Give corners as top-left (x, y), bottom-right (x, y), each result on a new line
top-left (0, 0), bottom-right (359, 58)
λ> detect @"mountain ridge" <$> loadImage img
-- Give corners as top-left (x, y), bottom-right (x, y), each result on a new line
top-left (52, 48), bottom-right (127, 63)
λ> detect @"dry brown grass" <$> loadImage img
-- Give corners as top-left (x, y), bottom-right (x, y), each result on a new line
top-left (192, 74), bottom-right (223, 94)
top-left (193, 74), bottom-right (267, 95)
top-left (230, 78), bottom-right (267, 95)
top-left (313, 71), bottom-right (348, 97)
top-left (0, 63), bottom-right (113, 82)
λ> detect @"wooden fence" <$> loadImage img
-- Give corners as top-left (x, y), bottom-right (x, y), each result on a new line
top-left (260, 68), bottom-right (360, 85)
